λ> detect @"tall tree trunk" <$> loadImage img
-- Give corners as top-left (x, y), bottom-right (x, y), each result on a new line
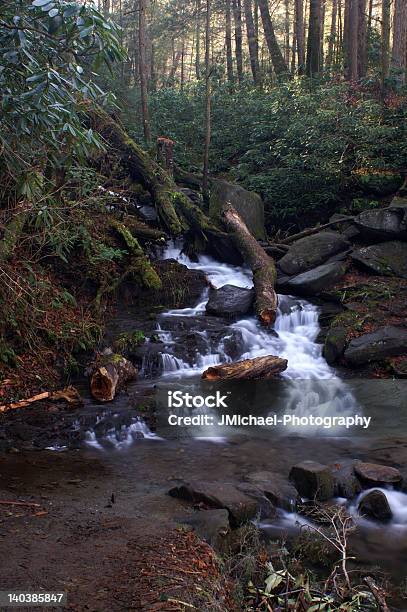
top-left (337, 0), bottom-right (343, 64)
top-left (233, 0), bottom-right (244, 82)
top-left (244, 0), bottom-right (261, 84)
top-left (327, 0), bottom-right (338, 69)
top-left (180, 40), bottom-right (185, 90)
top-left (291, 14), bottom-right (297, 72)
top-left (344, 0), bottom-right (358, 80)
top-left (320, 0), bottom-right (326, 70)
top-left (358, 0), bottom-right (367, 79)
top-left (366, 0), bottom-right (373, 41)
top-left (306, 0), bottom-right (322, 76)
top-left (196, 0), bottom-right (201, 78)
top-left (203, 0), bottom-right (211, 198)
top-left (225, 0), bottom-right (234, 84)
top-left (139, 0), bottom-right (151, 143)
top-left (392, 0), bottom-right (407, 84)
top-left (295, 0), bottom-right (305, 73)
top-left (381, 0), bottom-right (390, 87)
top-left (285, 0), bottom-right (290, 65)
top-left (258, 0), bottom-right (289, 76)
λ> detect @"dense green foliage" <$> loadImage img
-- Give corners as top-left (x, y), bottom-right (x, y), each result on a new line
top-left (142, 81), bottom-right (407, 228)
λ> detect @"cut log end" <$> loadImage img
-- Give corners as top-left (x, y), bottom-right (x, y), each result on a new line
top-left (90, 356), bottom-right (137, 402)
top-left (259, 308), bottom-right (277, 326)
top-left (202, 355), bottom-right (288, 381)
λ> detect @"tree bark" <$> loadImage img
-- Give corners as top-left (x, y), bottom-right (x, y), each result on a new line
top-left (90, 354), bottom-right (137, 402)
top-left (258, 0), bottom-right (289, 76)
top-left (381, 0), bottom-right (390, 87)
top-left (225, 0), bottom-right (234, 84)
top-left (320, 0), bottom-right (326, 70)
top-left (222, 205), bottom-right (278, 325)
top-left (344, 0), bottom-right (358, 80)
top-left (358, 0), bottom-right (367, 79)
top-left (233, 0), bottom-right (244, 83)
top-left (285, 0), bottom-right (290, 66)
top-left (295, 0), bottom-right (305, 73)
top-left (392, 0), bottom-right (407, 85)
top-left (306, 0), bottom-right (322, 76)
top-left (139, 0), bottom-right (151, 144)
top-left (244, 0), bottom-right (261, 84)
top-left (203, 0), bottom-right (211, 198)
top-left (196, 0), bottom-right (202, 78)
top-left (202, 355), bottom-right (288, 380)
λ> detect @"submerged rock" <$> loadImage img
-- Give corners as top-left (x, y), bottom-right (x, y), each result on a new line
top-left (206, 284), bottom-right (255, 318)
top-left (178, 509), bottom-right (230, 547)
top-left (344, 326), bottom-right (407, 365)
top-left (278, 232), bottom-right (350, 276)
top-left (279, 261), bottom-right (347, 296)
top-left (354, 462), bottom-right (403, 487)
top-left (168, 480), bottom-right (259, 526)
top-left (354, 208), bottom-right (407, 241)
top-left (289, 461), bottom-right (335, 501)
top-left (351, 241), bottom-right (407, 279)
top-left (358, 490), bottom-right (392, 522)
top-left (209, 178), bottom-right (266, 240)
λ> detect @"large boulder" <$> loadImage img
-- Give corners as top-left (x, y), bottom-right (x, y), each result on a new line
top-left (354, 208), bottom-right (407, 241)
top-left (323, 327), bottom-right (348, 365)
top-left (279, 261), bottom-right (347, 296)
top-left (351, 241), bottom-right (407, 279)
top-left (168, 480), bottom-right (258, 526)
top-left (278, 232), bottom-right (350, 276)
top-left (206, 284), bottom-right (254, 318)
top-left (331, 461), bottom-right (362, 499)
top-left (354, 462), bottom-right (403, 487)
top-left (358, 490), bottom-right (392, 522)
top-left (344, 326), bottom-right (407, 365)
top-left (209, 178), bottom-right (266, 240)
top-left (289, 461), bottom-right (335, 501)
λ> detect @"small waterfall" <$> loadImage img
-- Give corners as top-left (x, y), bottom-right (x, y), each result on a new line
top-left (160, 353), bottom-right (189, 373)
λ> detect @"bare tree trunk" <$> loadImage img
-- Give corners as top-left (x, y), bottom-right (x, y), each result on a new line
top-left (337, 0), bottom-right (343, 64)
top-left (358, 0), bottom-right (367, 78)
top-left (223, 206), bottom-right (278, 326)
top-left (327, 0), bottom-right (338, 69)
top-left (291, 14), bottom-right (297, 72)
top-left (366, 0), bottom-right (373, 41)
top-left (244, 0), bottom-right (261, 84)
top-left (233, 0), bottom-right (244, 82)
top-left (225, 0), bottom-right (234, 84)
top-left (344, 0), bottom-right (358, 80)
top-left (392, 0), bottom-right (407, 85)
top-left (306, 0), bottom-right (322, 76)
top-left (180, 40), bottom-right (185, 90)
top-left (203, 0), bottom-right (211, 199)
top-left (196, 0), bottom-right (201, 78)
top-left (139, 0), bottom-right (151, 143)
top-left (381, 0), bottom-right (390, 88)
top-left (258, 0), bottom-right (289, 76)
top-left (285, 0), bottom-right (290, 65)
top-left (295, 0), bottom-right (305, 73)
top-left (320, 0), bottom-right (326, 70)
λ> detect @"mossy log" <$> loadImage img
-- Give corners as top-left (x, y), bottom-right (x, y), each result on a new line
top-left (222, 205), bottom-right (278, 326)
top-left (87, 105), bottom-right (225, 243)
top-left (202, 355), bottom-right (288, 380)
top-left (90, 353), bottom-right (137, 402)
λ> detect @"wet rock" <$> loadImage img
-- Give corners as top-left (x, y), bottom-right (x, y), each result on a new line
top-left (236, 482), bottom-right (276, 518)
top-left (323, 327), bottom-right (348, 365)
top-left (278, 232), bottom-right (350, 276)
top-left (178, 187), bottom-right (203, 206)
top-left (280, 262), bottom-right (347, 296)
top-left (168, 481), bottom-right (259, 526)
top-left (331, 461), bottom-right (362, 499)
top-left (209, 178), bottom-right (265, 240)
top-left (344, 326), bottom-right (407, 365)
top-left (245, 471), bottom-right (299, 511)
top-left (351, 241), bottom-right (407, 279)
top-left (278, 296), bottom-right (302, 316)
top-left (206, 284), bottom-right (255, 318)
top-left (390, 196), bottom-right (407, 211)
top-left (137, 204), bottom-right (157, 222)
top-left (358, 490), bottom-right (392, 522)
top-left (354, 208), bottom-right (407, 241)
top-left (178, 509), bottom-right (230, 547)
top-left (289, 461), bottom-right (335, 501)
top-left (354, 462), bottom-right (403, 487)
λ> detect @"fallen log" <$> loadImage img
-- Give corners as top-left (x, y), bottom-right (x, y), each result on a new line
top-left (90, 353), bottom-right (137, 402)
top-left (0, 386), bottom-right (82, 414)
top-left (280, 215), bottom-right (355, 245)
top-left (202, 355), bottom-right (288, 380)
top-left (86, 105), bottom-right (225, 244)
top-left (222, 205), bottom-right (278, 326)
